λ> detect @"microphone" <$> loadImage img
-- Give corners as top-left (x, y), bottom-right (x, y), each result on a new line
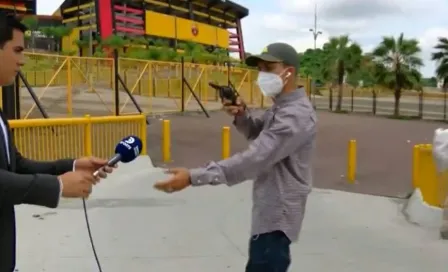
top-left (93, 135), bottom-right (143, 176)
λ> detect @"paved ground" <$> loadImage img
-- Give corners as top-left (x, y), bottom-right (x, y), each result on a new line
top-left (16, 86), bottom-right (448, 120)
top-left (147, 110), bottom-right (444, 198)
top-left (18, 86), bottom-right (222, 118)
top-left (15, 156), bottom-right (448, 271)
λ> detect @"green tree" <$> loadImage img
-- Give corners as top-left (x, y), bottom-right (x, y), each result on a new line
top-left (212, 47), bottom-right (230, 65)
top-left (101, 34), bottom-right (128, 56)
top-left (178, 41), bottom-right (206, 63)
top-left (372, 33), bottom-right (423, 116)
top-left (52, 26), bottom-right (73, 53)
top-left (432, 37), bottom-right (448, 91)
top-left (322, 35), bottom-right (363, 111)
top-left (298, 48), bottom-right (326, 82)
top-left (21, 16), bottom-right (39, 50)
top-left (421, 77), bottom-right (438, 87)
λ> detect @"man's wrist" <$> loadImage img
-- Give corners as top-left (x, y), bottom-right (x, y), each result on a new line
top-left (72, 160), bottom-right (77, 171)
top-left (189, 168), bottom-right (207, 186)
top-left (236, 104), bottom-right (247, 116)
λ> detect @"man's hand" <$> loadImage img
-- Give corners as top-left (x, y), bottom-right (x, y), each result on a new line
top-left (74, 156), bottom-right (116, 182)
top-left (58, 171), bottom-right (95, 198)
top-left (223, 97), bottom-right (246, 117)
top-left (153, 168), bottom-right (191, 193)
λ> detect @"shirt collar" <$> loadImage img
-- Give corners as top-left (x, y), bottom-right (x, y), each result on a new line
top-left (272, 87), bottom-right (306, 105)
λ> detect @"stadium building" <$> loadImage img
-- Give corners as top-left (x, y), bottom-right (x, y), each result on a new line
top-left (54, 0), bottom-right (249, 60)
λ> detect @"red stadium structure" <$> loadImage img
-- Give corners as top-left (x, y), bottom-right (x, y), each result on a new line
top-left (55, 0), bottom-right (249, 60)
top-left (0, 0), bottom-right (250, 120)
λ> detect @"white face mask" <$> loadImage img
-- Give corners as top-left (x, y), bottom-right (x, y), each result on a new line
top-left (256, 70), bottom-right (290, 97)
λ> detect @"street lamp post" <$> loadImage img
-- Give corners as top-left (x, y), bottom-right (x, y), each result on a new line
top-left (308, 3), bottom-right (321, 108)
top-left (309, 3), bottom-right (322, 50)
top-left (89, 4), bottom-right (93, 56)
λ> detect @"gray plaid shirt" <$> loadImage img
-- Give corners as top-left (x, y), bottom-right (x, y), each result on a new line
top-left (190, 88), bottom-right (317, 242)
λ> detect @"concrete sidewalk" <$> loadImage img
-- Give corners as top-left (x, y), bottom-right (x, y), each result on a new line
top-left (15, 156), bottom-right (448, 272)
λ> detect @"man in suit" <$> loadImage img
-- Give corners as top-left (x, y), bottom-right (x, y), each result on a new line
top-left (0, 14), bottom-right (115, 271)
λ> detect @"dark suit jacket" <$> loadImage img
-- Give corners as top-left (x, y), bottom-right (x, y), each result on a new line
top-left (0, 110), bottom-right (74, 272)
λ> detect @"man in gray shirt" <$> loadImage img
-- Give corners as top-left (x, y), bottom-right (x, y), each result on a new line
top-left (154, 42), bottom-right (317, 271)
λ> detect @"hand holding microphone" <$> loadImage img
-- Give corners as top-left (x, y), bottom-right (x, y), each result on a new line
top-left (58, 135), bottom-right (143, 199)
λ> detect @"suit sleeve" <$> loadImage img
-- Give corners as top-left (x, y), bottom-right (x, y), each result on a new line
top-left (14, 146), bottom-right (74, 176)
top-left (0, 169), bottom-right (61, 208)
top-left (1, 146), bottom-right (75, 208)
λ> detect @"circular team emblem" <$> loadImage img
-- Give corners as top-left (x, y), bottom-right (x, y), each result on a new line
top-left (191, 24), bottom-right (199, 36)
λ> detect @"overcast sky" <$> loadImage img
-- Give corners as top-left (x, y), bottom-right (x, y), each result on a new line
top-left (38, 0), bottom-right (448, 77)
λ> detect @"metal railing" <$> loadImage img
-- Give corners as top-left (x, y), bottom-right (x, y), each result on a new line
top-left (9, 114), bottom-right (147, 160)
top-left (19, 52), bottom-right (312, 118)
top-left (313, 88), bottom-right (448, 121)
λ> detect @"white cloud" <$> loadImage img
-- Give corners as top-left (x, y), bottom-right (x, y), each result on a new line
top-left (279, 32), bottom-right (330, 53)
top-left (239, 0), bottom-right (448, 76)
top-left (419, 28), bottom-right (448, 50)
top-left (260, 13), bottom-right (301, 32)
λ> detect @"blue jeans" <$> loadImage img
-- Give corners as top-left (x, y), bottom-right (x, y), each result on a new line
top-left (245, 230), bottom-right (291, 272)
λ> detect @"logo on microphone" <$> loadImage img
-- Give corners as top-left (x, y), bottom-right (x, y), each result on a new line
top-left (116, 135), bottom-right (143, 163)
top-left (125, 137), bottom-right (135, 144)
top-left (120, 136), bottom-right (138, 150)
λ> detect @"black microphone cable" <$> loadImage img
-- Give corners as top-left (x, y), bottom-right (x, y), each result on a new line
top-left (82, 197), bottom-right (103, 272)
top-left (81, 160), bottom-right (121, 272)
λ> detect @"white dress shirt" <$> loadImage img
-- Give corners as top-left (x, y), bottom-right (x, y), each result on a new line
top-left (0, 117), bottom-right (10, 163)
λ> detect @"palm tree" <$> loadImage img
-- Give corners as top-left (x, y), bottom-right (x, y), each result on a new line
top-left (321, 35), bottom-right (363, 111)
top-left (371, 33), bottom-right (423, 117)
top-left (432, 37), bottom-right (448, 91)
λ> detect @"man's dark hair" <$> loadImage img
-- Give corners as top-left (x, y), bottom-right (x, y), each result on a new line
top-left (0, 13), bottom-right (27, 48)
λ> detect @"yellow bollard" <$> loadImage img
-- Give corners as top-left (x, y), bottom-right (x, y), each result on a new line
top-left (162, 120), bottom-right (171, 163)
top-left (347, 139), bottom-right (357, 184)
top-left (412, 144), bottom-right (421, 189)
top-left (222, 126), bottom-right (230, 159)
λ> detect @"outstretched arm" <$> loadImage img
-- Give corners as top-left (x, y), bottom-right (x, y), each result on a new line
top-left (190, 108), bottom-right (315, 186)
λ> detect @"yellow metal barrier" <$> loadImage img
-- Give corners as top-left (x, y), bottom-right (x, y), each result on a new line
top-left (347, 139), bottom-right (357, 184)
top-left (9, 114), bottom-right (147, 161)
top-left (413, 144), bottom-right (447, 207)
top-left (221, 126), bottom-right (230, 159)
top-left (22, 53), bottom-right (114, 118)
top-left (162, 119), bottom-right (171, 163)
top-left (412, 144), bottom-right (421, 188)
top-left (21, 52), bottom-right (313, 117)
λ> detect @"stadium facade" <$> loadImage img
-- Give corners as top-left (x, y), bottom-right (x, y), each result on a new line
top-left (55, 0), bottom-right (249, 60)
